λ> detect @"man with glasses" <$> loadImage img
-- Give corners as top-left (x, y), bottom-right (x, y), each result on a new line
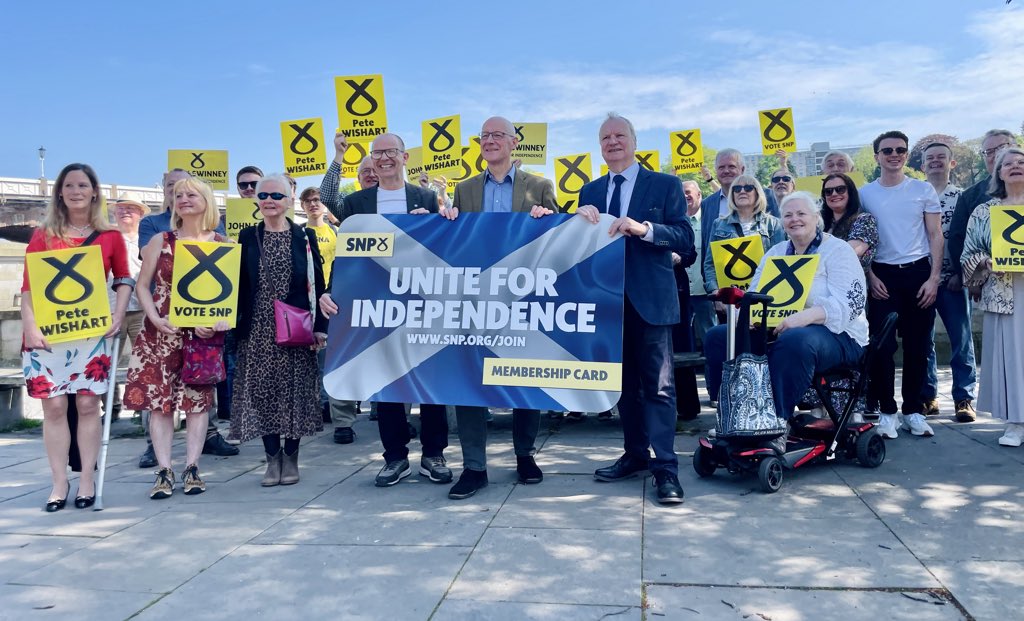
top-left (236, 165), bottom-right (263, 198)
top-left (439, 116), bottom-right (558, 500)
top-left (822, 151), bottom-right (856, 175)
top-left (136, 169), bottom-right (236, 468)
top-left (319, 131), bottom-right (379, 222)
top-left (860, 131), bottom-right (943, 440)
top-left (318, 133), bottom-right (453, 488)
top-left (769, 168), bottom-right (795, 205)
top-left (915, 142), bottom-right (978, 423)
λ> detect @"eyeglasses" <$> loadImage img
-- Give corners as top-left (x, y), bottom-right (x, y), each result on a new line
top-left (771, 175), bottom-right (793, 183)
top-left (982, 142), bottom-right (1013, 157)
top-left (238, 181), bottom-right (258, 190)
top-left (877, 147), bottom-right (908, 156)
top-left (257, 192), bottom-right (287, 200)
top-left (823, 185), bottom-right (848, 196)
top-left (732, 184), bottom-right (756, 194)
top-left (480, 131), bottom-right (511, 141)
top-left (370, 148), bottom-right (402, 159)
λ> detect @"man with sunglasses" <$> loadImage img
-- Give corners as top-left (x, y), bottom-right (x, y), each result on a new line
top-left (769, 168), bottom-right (795, 205)
top-left (319, 132), bottom-right (453, 489)
top-left (859, 130), bottom-right (943, 440)
top-left (236, 165), bottom-right (263, 199)
top-left (135, 169), bottom-right (236, 466)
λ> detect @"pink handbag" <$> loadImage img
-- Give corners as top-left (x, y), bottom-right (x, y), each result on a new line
top-left (181, 330), bottom-right (226, 385)
top-left (258, 226), bottom-right (317, 348)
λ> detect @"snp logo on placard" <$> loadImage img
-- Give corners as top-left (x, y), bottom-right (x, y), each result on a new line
top-left (337, 233), bottom-right (395, 257)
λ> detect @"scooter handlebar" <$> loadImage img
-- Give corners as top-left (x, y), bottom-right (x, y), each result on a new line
top-left (712, 287), bottom-right (774, 307)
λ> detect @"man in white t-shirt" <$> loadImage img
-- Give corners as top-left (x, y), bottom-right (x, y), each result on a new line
top-left (860, 131), bottom-right (944, 440)
top-left (320, 133), bottom-right (454, 489)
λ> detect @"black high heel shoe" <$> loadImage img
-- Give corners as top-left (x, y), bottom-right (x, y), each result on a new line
top-left (74, 495), bottom-right (95, 509)
top-left (45, 482), bottom-right (70, 513)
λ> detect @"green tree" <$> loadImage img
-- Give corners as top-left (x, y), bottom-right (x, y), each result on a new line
top-left (340, 181), bottom-right (359, 194)
top-left (852, 146), bottom-right (880, 182)
top-left (754, 155), bottom-right (795, 188)
top-left (909, 134), bottom-right (981, 188)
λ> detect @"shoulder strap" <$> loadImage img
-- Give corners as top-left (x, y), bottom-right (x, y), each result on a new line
top-left (82, 230), bottom-right (102, 247)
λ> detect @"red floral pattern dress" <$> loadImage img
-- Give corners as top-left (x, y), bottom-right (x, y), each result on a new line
top-left (21, 230), bottom-right (128, 399)
top-left (123, 232), bottom-right (226, 416)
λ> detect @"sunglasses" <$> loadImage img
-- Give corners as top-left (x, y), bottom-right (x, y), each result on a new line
top-left (238, 181), bottom-right (258, 190)
top-left (732, 184), bottom-right (756, 194)
top-left (257, 192), bottom-right (287, 200)
top-left (823, 185), bottom-right (848, 196)
top-left (771, 175), bottom-right (792, 183)
top-left (877, 147), bottom-right (908, 156)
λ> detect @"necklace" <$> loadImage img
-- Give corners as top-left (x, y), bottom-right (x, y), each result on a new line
top-left (67, 222), bottom-right (92, 237)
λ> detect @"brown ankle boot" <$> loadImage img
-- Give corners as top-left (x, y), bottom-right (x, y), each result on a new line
top-left (280, 447), bottom-right (299, 485)
top-left (261, 450), bottom-right (283, 487)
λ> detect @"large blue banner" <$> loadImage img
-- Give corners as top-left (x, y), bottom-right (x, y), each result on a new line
top-left (323, 213), bottom-right (624, 412)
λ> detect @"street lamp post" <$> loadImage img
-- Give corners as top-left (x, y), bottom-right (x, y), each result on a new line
top-left (38, 147), bottom-right (47, 197)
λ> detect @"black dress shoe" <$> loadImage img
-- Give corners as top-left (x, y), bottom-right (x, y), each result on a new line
top-left (74, 495), bottom-right (95, 509)
top-left (653, 471), bottom-right (684, 505)
top-left (594, 454), bottom-right (648, 482)
top-left (333, 427), bottom-right (355, 444)
top-left (448, 469), bottom-right (488, 500)
top-left (45, 483), bottom-right (70, 513)
top-left (516, 456), bottom-right (543, 484)
top-left (138, 443), bottom-right (157, 469)
top-left (202, 433), bottom-right (239, 456)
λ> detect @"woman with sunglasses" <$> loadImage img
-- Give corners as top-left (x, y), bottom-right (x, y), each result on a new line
top-left (769, 168), bottom-right (796, 205)
top-left (821, 173), bottom-right (878, 271)
top-left (703, 174), bottom-right (785, 295)
top-left (962, 147), bottom-right (1024, 447)
top-left (230, 175), bottom-right (327, 486)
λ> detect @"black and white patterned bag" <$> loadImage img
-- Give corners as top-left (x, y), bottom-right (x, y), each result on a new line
top-left (718, 352), bottom-right (786, 437)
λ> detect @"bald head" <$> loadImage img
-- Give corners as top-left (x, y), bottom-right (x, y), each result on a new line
top-left (357, 156), bottom-right (379, 188)
top-left (482, 116), bottom-right (515, 136)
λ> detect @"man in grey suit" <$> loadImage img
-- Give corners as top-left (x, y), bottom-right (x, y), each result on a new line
top-left (441, 116), bottom-right (559, 500)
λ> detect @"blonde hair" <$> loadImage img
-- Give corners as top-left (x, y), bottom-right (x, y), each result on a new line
top-left (726, 174), bottom-right (768, 215)
top-left (171, 178), bottom-right (220, 232)
top-left (43, 163), bottom-right (113, 243)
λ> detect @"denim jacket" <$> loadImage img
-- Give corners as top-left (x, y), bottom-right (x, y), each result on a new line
top-left (703, 211), bottom-right (786, 292)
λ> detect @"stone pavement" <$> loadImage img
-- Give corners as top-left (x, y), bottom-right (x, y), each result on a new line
top-left (0, 369), bottom-right (1020, 621)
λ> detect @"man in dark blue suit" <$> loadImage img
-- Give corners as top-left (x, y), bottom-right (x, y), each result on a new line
top-left (576, 113), bottom-right (696, 504)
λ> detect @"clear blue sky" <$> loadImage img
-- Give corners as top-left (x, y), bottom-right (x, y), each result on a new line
top-left (1, 1), bottom-right (1021, 188)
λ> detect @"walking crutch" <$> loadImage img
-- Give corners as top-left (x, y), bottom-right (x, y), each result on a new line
top-left (94, 335), bottom-right (121, 511)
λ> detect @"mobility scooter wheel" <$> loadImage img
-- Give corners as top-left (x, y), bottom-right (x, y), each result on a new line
top-left (692, 443), bottom-right (716, 478)
top-left (757, 456), bottom-right (784, 493)
top-left (856, 430), bottom-right (886, 468)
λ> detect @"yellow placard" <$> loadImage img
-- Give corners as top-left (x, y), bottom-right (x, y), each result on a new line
top-left (336, 233), bottom-right (395, 257)
top-left (167, 150), bottom-right (229, 190)
top-left (670, 129), bottom-right (704, 174)
top-left (27, 245), bottom-right (111, 344)
top-left (751, 255), bottom-right (820, 327)
top-left (334, 74), bottom-right (387, 144)
top-left (447, 146), bottom-right (475, 194)
top-left (422, 114), bottom-right (461, 179)
top-left (405, 146), bottom-right (423, 182)
top-left (482, 358), bottom-right (621, 391)
top-left (758, 108), bottom-right (796, 155)
top-left (465, 136), bottom-right (487, 175)
top-left (794, 171), bottom-right (869, 193)
top-left (634, 150), bottom-right (660, 172)
top-left (341, 141), bottom-right (370, 179)
top-left (991, 206), bottom-right (1024, 272)
top-left (511, 122), bottom-right (547, 165)
top-left (710, 235), bottom-right (764, 290)
top-left (225, 198), bottom-right (293, 240)
top-left (554, 153), bottom-right (593, 213)
top-left (169, 241), bottom-right (241, 328)
top-left (280, 117), bottom-right (327, 178)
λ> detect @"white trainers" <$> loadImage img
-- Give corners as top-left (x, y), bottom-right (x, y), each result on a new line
top-left (807, 407), bottom-right (827, 419)
top-left (876, 413), bottom-right (899, 439)
top-left (901, 413), bottom-right (935, 437)
top-left (998, 423), bottom-right (1024, 447)
top-left (850, 411), bottom-right (865, 424)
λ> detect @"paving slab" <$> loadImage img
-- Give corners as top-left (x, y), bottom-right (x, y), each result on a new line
top-left (642, 514), bottom-right (938, 589)
top-left (16, 508), bottom-right (285, 593)
top-left (0, 584), bottom-right (157, 621)
top-left (433, 600), bottom-right (642, 621)
top-left (0, 533), bottom-right (96, 583)
top-left (0, 482), bottom-right (168, 538)
top-left (491, 473), bottom-right (644, 531)
top-left (644, 584), bottom-right (967, 621)
top-left (131, 543), bottom-right (469, 621)
top-left (931, 560), bottom-right (1024, 620)
top-left (447, 527), bottom-right (641, 606)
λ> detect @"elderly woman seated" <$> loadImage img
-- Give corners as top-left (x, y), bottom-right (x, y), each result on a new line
top-left (703, 192), bottom-right (870, 436)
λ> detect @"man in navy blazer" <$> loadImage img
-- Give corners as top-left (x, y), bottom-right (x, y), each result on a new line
top-left (576, 113), bottom-right (696, 504)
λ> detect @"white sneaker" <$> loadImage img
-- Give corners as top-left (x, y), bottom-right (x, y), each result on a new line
top-left (876, 413), bottom-right (899, 439)
top-left (808, 406), bottom-right (827, 419)
top-left (998, 423), bottom-right (1024, 447)
top-left (901, 413), bottom-right (935, 437)
top-left (850, 411), bottom-right (865, 424)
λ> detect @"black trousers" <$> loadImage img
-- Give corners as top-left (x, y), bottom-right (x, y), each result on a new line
top-left (867, 260), bottom-right (936, 415)
top-left (376, 403), bottom-right (448, 463)
top-left (671, 290), bottom-right (701, 419)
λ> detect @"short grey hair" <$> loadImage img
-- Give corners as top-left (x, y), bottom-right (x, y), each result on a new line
top-left (989, 147), bottom-right (1024, 199)
top-left (822, 150), bottom-right (854, 170)
top-left (983, 129), bottom-right (1016, 143)
top-left (780, 191), bottom-right (825, 232)
top-left (715, 148), bottom-right (743, 166)
top-left (599, 112), bottom-right (637, 143)
top-left (255, 174), bottom-right (293, 202)
top-left (682, 179), bottom-right (701, 194)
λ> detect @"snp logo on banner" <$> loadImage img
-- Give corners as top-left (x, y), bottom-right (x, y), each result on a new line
top-left (336, 233), bottom-right (395, 257)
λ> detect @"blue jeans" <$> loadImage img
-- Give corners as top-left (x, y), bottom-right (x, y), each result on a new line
top-left (704, 324), bottom-right (863, 419)
top-left (922, 286), bottom-right (977, 403)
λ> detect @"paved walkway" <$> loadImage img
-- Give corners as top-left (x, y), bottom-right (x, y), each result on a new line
top-left (0, 369), bottom-right (1019, 620)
